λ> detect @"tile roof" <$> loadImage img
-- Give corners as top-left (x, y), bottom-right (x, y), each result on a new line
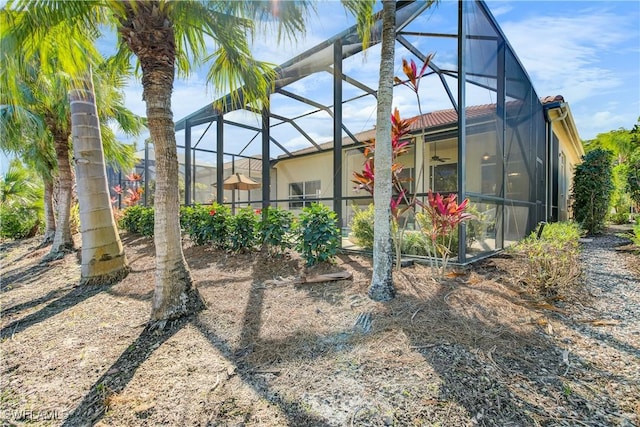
top-left (282, 95), bottom-right (565, 158)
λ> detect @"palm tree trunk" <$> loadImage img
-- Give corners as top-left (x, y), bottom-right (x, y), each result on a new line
top-left (41, 175), bottom-right (56, 245)
top-left (119, 2), bottom-right (204, 321)
top-left (368, 0), bottom-right (396, 302)
top-left (146, 81), bottom-right (204, 321)
top-left (46, 133), bottom-right (74, 258)
top-left (69, 70), bottom-right (129, 285)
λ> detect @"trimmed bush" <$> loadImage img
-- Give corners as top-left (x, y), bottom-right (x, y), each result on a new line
top-left (180, 203), bottom-right (230, 247)
top-left (349, 204), bottom-right (375, 249)
top-left (259, 206), bottom-right (294, 256)
top-left (228, 207), bottom-right (259, 253)
top-left (571, 149), bottom-right (614, 234)
top-left (119, 205), bottom-right (154, 236)
top-left (295, 202), bottom-right (341, 266)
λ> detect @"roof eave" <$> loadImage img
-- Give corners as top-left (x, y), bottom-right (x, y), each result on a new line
top-left (545, 102), bottom-right (585, 161)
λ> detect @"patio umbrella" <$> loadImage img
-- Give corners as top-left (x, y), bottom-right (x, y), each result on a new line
top-left (221, 173), bottom-right (261, 213)
top-left (222, 173), bottom-right (261, 191)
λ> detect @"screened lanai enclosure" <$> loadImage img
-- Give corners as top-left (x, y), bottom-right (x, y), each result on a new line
top-left (128, 0), bottom-right (580, 263)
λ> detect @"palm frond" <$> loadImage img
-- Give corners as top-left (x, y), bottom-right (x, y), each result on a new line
top-left (341, 0), bottom-right (375, 50)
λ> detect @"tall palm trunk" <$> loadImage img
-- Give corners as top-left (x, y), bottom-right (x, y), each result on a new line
top-left (119, 2), bottom-right (204, 321)
top-left (41, 175), bottom-right (56, 245)
top-left (368, 0), bottom-right (396, 302)
top-left (46, 129), bottom-right (75, 258)
top-left (69, 70), bottom-right (128, 285)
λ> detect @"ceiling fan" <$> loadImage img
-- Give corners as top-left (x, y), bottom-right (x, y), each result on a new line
top-left (431, 142), bottom-right (450, 163)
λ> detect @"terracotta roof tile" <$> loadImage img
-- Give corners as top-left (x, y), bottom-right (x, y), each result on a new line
top-left (282, 96), bottom-right (566, 157)
top-left (540, 95), bottom-right (564, 104)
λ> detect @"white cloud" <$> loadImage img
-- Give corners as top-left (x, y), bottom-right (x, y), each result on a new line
top-left (499, 10), bottom-right (631, 101)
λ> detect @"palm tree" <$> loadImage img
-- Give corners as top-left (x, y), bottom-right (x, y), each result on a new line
top-left (0, 159), bottom-right (43, 239)
top-left (367, 0), bottom-right (396, 302)
top-left (0, 104), bottom-right (56, 244)
top-left (0, 20), bottom-right (142, 264)
top-left (3, 0), bottom-right (312, 322)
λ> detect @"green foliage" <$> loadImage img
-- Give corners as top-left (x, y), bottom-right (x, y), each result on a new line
top-left (228, 207), bottom-right (259, 253)
top-left (0, 159), bottom-right (43, 239)
top-left (349, 204), bottom-right (375, 250)
top-left (608, 163), bottom-right (632, 224)
top-left (415, 211), bottom-right (461, 256)
top-left (295, 203), bottom-right (341, 266)
top-left (632, 217), bottom-right (640, 247)
top-left (513, 222), bottom-right (582, 298)
top-left (571, 149), bottom-right (614, 234)
top-left (119, 205), bottom-right (154, 237)
top-left (626, 149), bottom-right (640, 208)
top-left (180, 203), bottom-right (230, 247)
top-left (0, 204), bottom-right (41, 239)
top-left (400, 231), bottom-right (430, 256)
top-left (259, 206), bottom-right (294, 256)
top-left (533, 221), bottom-right (583, 245)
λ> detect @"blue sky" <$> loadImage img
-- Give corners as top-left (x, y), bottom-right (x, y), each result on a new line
top-left (110, 0), bottom-right (639, 158)
top-left (2, 0), bottom-right (639, 173)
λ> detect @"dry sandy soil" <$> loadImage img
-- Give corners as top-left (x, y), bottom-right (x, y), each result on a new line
top-left (1, 229), bottom-right (638, 427)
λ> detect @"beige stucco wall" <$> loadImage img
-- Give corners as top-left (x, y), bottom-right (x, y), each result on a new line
top-left (273, 151), bottom-right (334, 214)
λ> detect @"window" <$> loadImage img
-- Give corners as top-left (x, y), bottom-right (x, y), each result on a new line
top-left (396, 167), bottom-right (415, 194)
top-left (289, 180), bottom-right (321, 209)
top-left (429, 163), bottom-right (457, 193)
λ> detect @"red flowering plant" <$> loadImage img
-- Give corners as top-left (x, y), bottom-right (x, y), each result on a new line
top-left (420, 191), bottom-right (473, 277)
top-left (352, 53), bottom-right (473, 274)
top-left (352, 108), bottom-right (418, 269)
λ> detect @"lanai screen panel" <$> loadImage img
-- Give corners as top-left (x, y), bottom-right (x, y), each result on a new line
top-left (462, 0), bottom-right (504, 258)
top-left (462, 0), bottom-right (547, 257)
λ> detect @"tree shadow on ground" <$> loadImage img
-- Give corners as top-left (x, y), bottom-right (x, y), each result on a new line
top-left (0, 284), bottom-right (110, 339)
top-left (61, 317), bottom-right (190, 426)
top-left (200, 258), bottom-right (625, 425)
top-left (1, 263), bottom-right (53, 292)
top-left (55, 241), bottom-right (631, 426)
top-left (1, 284), bottom-right (76, 317)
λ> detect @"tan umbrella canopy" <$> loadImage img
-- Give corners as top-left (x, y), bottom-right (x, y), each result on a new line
top-left (222, 173), bottom-right (261, 191)
top-left (216, 173), bottom-right (261, 214)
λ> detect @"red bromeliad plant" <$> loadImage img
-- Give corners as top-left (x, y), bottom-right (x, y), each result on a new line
top-left (421, 190), bottom-right (473, 276)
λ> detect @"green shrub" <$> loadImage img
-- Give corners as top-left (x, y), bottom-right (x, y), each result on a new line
top-left (119, 205), bottom-right (154, 236)
top-left (295, 202), bottom-right (341, 266)
top-left (180, 203), bottom-right (230, 247)
top-left (0, 204), bottom-right (41, 239)
top-left (228, 207), bottom-right (259, 253)
top-left (513, 221), bottom-right (582, 298)
top-left (400, 231), bottom-right (430, 256)
top-left (632, 217), bottom-right (640, 246)
top-left (608, 210), bottom-right (630, 225)
top-left (415, 211), bottom-right (459, 256)
top-left (626, 150), bottom-right (640, 209)
top-left (534, 221), bottom-right (583, 246)
top-left (349, 204), bottom-right (374, 249)
top-left (0, 160), bottom-right (43, 240)
top-left (259, 206), bottom-right (294, 255)
top-left (571, 149), bottom-right (614, 234)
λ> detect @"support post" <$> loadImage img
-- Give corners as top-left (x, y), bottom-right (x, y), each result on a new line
top-left (216, 116), bottom-right (224, 204)
top-left (184, 120), bottom-right (191, 206)
top-left (262, 104), bottom-right (271, 212)
top-left (333, 39), bottom-right (343, 229)
top-left (456, 0), bottom-right (467, 261)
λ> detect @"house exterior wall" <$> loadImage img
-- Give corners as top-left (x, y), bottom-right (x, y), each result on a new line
top-left (273, 151), bottom-right (334, 214)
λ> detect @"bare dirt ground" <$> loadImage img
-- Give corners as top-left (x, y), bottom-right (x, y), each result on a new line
top-left (1, 229), bottom-right (638, 427)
